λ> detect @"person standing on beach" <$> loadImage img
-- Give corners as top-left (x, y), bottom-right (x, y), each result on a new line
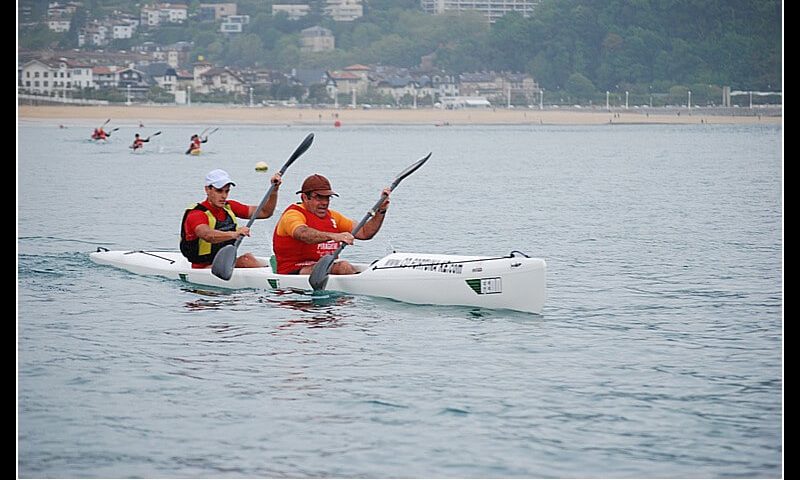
top-left (180, 169), bottom-right (282, 269)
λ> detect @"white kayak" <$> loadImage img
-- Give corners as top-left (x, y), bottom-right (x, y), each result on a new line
top-left (89, 249), bottom-right (546, 314)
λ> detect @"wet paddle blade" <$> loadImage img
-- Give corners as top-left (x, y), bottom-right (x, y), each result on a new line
top-left (308, 254), bottom-right (336, 291)
top-left (211, 244), bottom-right (238, 280)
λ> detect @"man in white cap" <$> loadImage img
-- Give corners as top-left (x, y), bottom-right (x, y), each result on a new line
top-left (180, 169), bottom-right (282, 269)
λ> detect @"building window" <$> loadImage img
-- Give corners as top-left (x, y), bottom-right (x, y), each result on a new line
top-left (67, 82), bottom-right (71, 88)
top-left (44, 71), bottom-right (49, 77)
top-left (26, 81), bottom-right (31, 87)
top-left (35, 72), bottom-right (40, 78)
top-left (34, 81), bottom-right (39, 87)
top-left (26, 71), bottom-right (30, 78)
top-left (44, 81), bottom-right (49, 87)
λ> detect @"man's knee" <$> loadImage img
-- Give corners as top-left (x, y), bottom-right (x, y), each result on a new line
top-left (236, 253), bottom-right (266, 268)
top-left (331, 260), bottom-right (357, 275)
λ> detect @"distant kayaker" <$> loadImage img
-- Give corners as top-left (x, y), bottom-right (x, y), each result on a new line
top-left (131, 133), bottom-right (148, 151)
top-left (91, 127), bottom-right (110, 140)
top-left (181, 169), bottom-right (282, 269)
top-left (185, 134), bottom-right (207, 155)
top-left (272, 174), bottom-right (390, 275)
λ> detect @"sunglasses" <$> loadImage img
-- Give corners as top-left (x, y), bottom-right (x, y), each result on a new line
top-left (309, 193), bottom-right (332, 201)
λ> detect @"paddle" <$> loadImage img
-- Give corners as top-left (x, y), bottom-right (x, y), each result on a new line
top-left (308, 152), bottom-right (431, 291)
top-left (211, 132), bottom-right (315, 281)
top-left (186, 129), bottom-right (211, 154)
top-left (92, 122), bottom-right (114, 140)
top-left (205, 127), bottom-right (219, 139)
top-left (146, 131), bottom-right (161, 141)
top-left (130, 131), bottom-right (160, 149)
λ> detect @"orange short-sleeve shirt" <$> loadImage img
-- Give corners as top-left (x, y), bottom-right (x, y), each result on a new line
top-left (275, 203), bottom-right (354, 237)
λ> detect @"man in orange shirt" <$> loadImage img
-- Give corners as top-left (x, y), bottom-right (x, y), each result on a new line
top-left (272, 174), bottom-right (390, 275)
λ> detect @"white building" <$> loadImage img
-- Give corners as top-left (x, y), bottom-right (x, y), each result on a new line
top-left (161, 4), bottom-right (188, 23)
top-left (220, 22), bottom-right (242, 33)
top-left (19, 59), bottom-right (93, 96)
top-left (325, 0), bottom-right (363, 21)
top-left (300, 26), bottom-right (335, 53)
top-left (220, 14), bottom-right (249, 33)
top-left (140, 6), bottom-right (161, 26)
top-left (47, 19), bottom-right (71, 32)
top-left (272, 4), bottom-right (310, 20)
top-left (77, 23), bottom-right (110, 47)
top-left (420, 0), bottom-right (539, 23)
top-left (140, 3), bottom-right (188, 26)
top-left (113, 23), bottom-right (137, 39)
top-left (20, 60), bottom-right (56, 95)
top-left (167, 50), bottom-right (181, 68)
top-left (440, 96), bottom-right (491, 108)
top-left (199, 2), bottom-right (237, 20)
top-left (92, 66), bottom-right (122, 88)
top-left (69, 61), bottom-right (94, 89)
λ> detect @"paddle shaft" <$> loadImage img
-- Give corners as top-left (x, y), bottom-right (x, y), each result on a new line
top-left (211, 133), bottom-right (314, 280)
top-left (233, 132), bottom-right (315, 249)
top-left (327, 191), bottom-right (391, 262)
top-left (340, 153), bottom-right (431, 256)
top-left (309, 153), bottom-right (430, 290)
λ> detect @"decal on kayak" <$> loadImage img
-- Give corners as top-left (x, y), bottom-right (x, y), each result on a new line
top-left (382, 256), bottom-right (464, 274)
top-left (268, 279), bottom-right (279, 289)
top-left (466, 277), bottom-right (502, 295)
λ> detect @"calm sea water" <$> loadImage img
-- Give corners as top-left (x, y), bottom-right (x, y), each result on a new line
top-left (18, 120), bottom-right (782, 477)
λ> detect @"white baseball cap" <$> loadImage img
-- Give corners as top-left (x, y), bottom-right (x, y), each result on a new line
top-left (205, 169), bottom-right (236, 189)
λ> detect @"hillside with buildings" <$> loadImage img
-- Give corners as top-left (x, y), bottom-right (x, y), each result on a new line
top-left (18, 0), bottom-right (781, 108)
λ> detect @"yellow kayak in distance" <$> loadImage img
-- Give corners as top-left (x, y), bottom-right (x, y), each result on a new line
top-left (189, 149), bottom-right (201, 155)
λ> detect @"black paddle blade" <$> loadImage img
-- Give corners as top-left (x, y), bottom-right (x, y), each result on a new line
top-left (308, 254), bottom-right (336, 291)
top-left (395, 152), bottom-right (431, 185)
top-left (211, 244), bottom-right (238, 280)
top-left (286, 133), bottom-right (315, 166)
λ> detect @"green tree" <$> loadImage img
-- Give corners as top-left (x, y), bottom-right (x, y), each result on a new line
top-left (565, 72), bottom-right (596, 101)
top-left (226, 34), bottom-right (264, 67)
top-left (60, 6), bottom-right (87, 48)
top-left (19, 24), bottom-right (61, 50)
top-left (307, 83), bottom-right (332, 104)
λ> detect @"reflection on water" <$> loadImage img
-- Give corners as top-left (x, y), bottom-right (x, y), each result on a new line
top-left (19, 124), bottom-right (783, 478)
top-left (266, 289), bottom-right (353, 329)
top-left (180, 286), bottom-right (353, 330)
top-left (182, 287), bottom-right (235, 311)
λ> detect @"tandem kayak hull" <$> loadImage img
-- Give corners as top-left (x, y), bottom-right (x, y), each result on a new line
top-left (89, 250), bottom-right (546, 314)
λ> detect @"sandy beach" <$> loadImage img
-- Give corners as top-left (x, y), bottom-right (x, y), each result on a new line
top-left (18, 104), bottom-right (781, 126)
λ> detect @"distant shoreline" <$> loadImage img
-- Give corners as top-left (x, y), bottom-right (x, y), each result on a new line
top-left (18, 104), bottom-right (781, 126)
